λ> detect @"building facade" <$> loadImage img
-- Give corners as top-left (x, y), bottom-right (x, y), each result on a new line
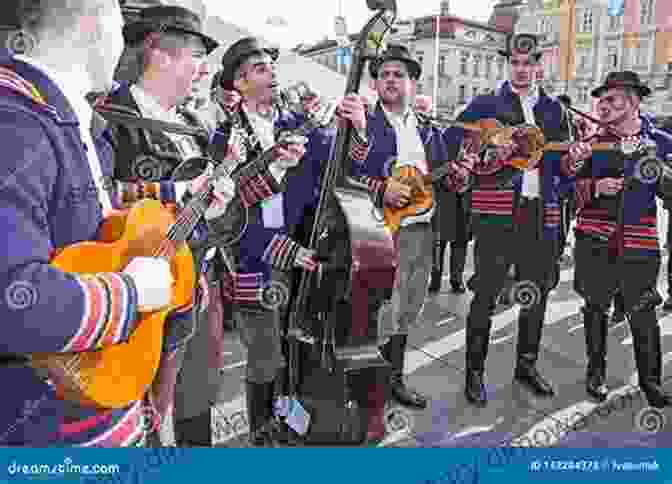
top-left (515, 0), bottom-right (672, 115)
top-left (297, 6), bottom-right (510, 116)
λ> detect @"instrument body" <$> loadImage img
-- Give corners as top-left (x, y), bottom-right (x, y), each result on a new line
top-left (286, 2), bottom-right (398, 445)
top-left (31, 199), bottom-right (195, 409)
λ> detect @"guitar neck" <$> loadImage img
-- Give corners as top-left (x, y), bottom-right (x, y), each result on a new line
top-left (544, 141), bottom-right (620, 152)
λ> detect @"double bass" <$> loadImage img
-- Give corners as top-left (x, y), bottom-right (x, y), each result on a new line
top-left (283, 0), bottom-right (398, 445)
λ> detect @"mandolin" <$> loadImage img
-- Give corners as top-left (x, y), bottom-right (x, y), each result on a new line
top-left (30, 170), bottom-right (227, 409)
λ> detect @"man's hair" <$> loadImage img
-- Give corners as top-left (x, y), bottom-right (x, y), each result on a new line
top-left (16, 0), bottom-right (110, 41)
top-left (139, 31), bottom-right (202, 72)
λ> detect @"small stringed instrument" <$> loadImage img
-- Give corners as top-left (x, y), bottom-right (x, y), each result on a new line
top-left (30, 173), bottom-right (225, 409)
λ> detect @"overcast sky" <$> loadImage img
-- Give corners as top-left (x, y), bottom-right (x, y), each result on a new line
top-left (205, 0), bottom-right (498, 48)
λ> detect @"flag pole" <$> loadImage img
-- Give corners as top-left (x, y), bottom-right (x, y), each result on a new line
top-left (432, 12), bottom-right (440, 117)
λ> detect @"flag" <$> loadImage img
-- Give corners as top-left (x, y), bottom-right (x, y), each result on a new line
top-left (607, 0), bottom-right (625, 17)
top-left (623, 0), bottom-right (641, 48)
top-left (558, 0), bottom-right (576, 81)
top-left (655, 0), bottom-right (672, 64)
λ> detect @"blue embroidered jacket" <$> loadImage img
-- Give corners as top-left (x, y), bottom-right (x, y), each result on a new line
top-left (211, 107), bottom-right (369, 308)
top-left (574, 116), bottom-right (672, 259)
top-left (0, 59), bottom-right (145, 446)
top-left (445, 81), bottom-right (576, 241)
top-left (353, 103), bottom-right (471, 210)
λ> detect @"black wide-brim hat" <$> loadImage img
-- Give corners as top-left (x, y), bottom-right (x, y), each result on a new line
top-left (219, 37), bottom-right (280, 90)
top-left (369, 44), bottom-right (422, 80)
top-left (498, 33), bottom-right (542, 61)
top-left (123, 5), bottom-right (219, 55)
top-left (591, 70), bottom-right (652, 98)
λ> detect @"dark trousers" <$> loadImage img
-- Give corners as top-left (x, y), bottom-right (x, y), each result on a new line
top-left (465, 200), bottom-right (557, 372)
top-left (574, 237), bottom-right (663, 387)
top-left (434, 239), bottom-right (468, 282)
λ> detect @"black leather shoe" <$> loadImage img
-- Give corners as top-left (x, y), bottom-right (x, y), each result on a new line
top-left (450, 280), bottom-right (466, 294)
top-left (464, 370), bottom-right (487, 407)
top-left (514, 365), bottom-right (555, 397)
top-left (641, 383), bottom-right (672, 408)
top-left (428, 270), bottom-right (442, 294)
top-left (586, 376), bottom-right (609, 402)
top-left (663, 297), bottom-right (672, 311)
top-left (390, 374), bottom-right (428, 409)
top-left (611, 309), bottom-right (626, 324)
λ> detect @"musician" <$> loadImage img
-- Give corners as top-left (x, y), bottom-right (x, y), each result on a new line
top-left (354, 45), bottom-right (472, 415)
top-left (0, 0), bottom-right (171, 446)
top-left (100, 6), bottom-right (234, 447)
top-left (574, 71), bottom-right (672, 406)
top-left (210, 37), bottom-right (370, 446)
top-left (448, 33), bottom-right (590, 406)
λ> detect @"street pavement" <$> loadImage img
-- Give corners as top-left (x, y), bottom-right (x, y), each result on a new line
top-left (210, 244), bottom-right (672, 448)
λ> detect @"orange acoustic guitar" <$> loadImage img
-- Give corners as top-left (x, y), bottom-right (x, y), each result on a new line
top-left (382, 118), bottom-right (509, 233)
top-left (29, 184), bottom-right (218, 409)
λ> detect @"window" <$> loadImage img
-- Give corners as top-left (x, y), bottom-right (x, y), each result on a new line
top-left (459, 85), bottom-right (466, 102)
top-left (640, 0), bottom-right (653, 25)
top-left (485, 56), bottom-right (492, 79)
top-left (416, 51), bottom-right (424, 67)
top-left (473, 55), bottom-right (481, 78)
top-left (606, 47), bottom-right (618, 69)
top-left (608, 13), bottom-right (621, 31)
top-left (578, 50), bottom-right (591, 70)
top-left (439, 55), bottom-right (446, 76)
top-left (579, 9), bottom-right (593, 33)
top-left (460, 52), bottom-right (469, 75)
top-left (539, 17), bottom-right (551, 34)
top-left (636, 41), bottom-right (649, 66)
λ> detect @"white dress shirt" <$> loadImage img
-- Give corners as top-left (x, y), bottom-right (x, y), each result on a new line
top-left (511, 83), bottom-right (541, 199)
top-left (15, 55), bottom-right (113, 213)
top-left (382, 106), bottom-right (434, 226)
top-left (130, 84), bottom-right (205, 202)
top-left (243, 105), bottom-right (287, 184)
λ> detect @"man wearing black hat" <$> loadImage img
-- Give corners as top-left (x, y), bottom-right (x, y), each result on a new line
top-left (211, 36), bottom-right (370, 446)
top-left (447, 33), bottom-right (591, 406)
top-left (100, 5), bottom-right (243, 447)
top-left (353, 45), bottom-right (473, 425)
top-left (573, 71), bottom-right (672, 407)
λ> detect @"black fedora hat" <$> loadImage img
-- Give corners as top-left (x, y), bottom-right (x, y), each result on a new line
top-left (591, 70), bottom-right (652, 98)
top-left (123, 5), bottom-right (218, 55)
top-left (498, 33), bottom-right (542, 61)
top-left (219, 37), bottom-right (279, 90)
top-left (369, 44), bottom-right (422, 80)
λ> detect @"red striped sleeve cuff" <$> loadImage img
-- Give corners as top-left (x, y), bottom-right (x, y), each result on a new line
top-left (262, 235), bottom-right (301, 271)
top-left (62, 273), bottom-right (139, 352)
